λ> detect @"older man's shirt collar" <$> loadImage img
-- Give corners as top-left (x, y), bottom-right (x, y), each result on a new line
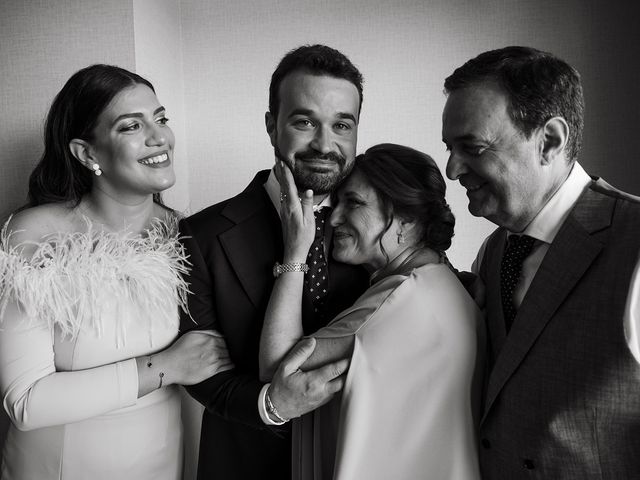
top-left (517, 162), bottom-right (592, 244)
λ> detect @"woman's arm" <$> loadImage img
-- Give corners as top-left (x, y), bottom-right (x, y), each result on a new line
top-left (0, 297), bottom-right (232, 431)
top-left (260, 265), bottom-right (307, 380)
top-left (136, 330), bottom-right (233, 396)
top-left (297, 336), bottom-right (355, 371)
top-left (0, 298), bottom-right (137, 431)
top-left (259, 161), bottom-right (316, 381)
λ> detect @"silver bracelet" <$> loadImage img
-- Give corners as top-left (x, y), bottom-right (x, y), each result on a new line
top-left (147, 356), bottom-right (165, 390)
top-left (265, 387), bottom-right (289, 423)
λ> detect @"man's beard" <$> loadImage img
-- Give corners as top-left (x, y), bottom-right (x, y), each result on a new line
top-left (275, 146), bottom-right (353, 194)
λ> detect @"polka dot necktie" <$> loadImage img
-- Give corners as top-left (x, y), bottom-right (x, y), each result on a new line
top-left (305, 207), bottom-right (331, 321)
top-left (500, 234), bottom-right (535, 332)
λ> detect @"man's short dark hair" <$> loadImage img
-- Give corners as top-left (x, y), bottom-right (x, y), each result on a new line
top-left (269, 44), bottom-right (364, 120)
top-left (444, 46), bottom-right (584, 162)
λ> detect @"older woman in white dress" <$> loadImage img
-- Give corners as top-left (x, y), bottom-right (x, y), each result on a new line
top-left (260, 144), bottom-right (484, 480)
top-left (0, 65), bottom-right (232, 480)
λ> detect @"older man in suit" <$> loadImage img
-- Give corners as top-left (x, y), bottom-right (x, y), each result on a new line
top-left (179, 45), bottom-right (368, 480)
top-left (442, 46), bottom-right (640, 478)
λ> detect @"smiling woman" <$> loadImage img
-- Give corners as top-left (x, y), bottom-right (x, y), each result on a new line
top-left (0, 65), bottom-right (232, 480)
top-left (69, 82), bottom-right (177, 203)
top-left (260, 144), bottom-right (484, 480)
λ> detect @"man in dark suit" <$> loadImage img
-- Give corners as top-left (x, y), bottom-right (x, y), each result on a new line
top-left (179, 45), bottom-right (369, 480)
top-left (442, 46), bottom-right (640, 478)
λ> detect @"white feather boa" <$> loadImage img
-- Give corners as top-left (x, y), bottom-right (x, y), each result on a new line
top-left (0, 216), bottom-right (191, 344)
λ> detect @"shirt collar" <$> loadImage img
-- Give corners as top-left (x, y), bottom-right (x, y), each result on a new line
top-left (519, 162), bottom-right (592, 243)
top-left (264, 166), bottom-right (332, 219)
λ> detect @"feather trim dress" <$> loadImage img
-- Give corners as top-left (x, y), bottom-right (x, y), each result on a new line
top-left (0, 217), bottom-right (190, 480)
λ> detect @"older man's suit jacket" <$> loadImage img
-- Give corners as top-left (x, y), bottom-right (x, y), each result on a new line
top-left (477, 179), bottom-right (640, 479)
top-left (178, 170), bottom-right (368, 480)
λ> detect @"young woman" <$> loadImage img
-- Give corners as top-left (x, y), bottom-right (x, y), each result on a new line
top-left (0, 65), bottom-right (231, 480)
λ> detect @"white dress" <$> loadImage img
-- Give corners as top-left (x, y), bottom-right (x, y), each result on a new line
top-left (293, 262), bottom-right (483, 480)
top-left (0, 218), bottom-right (189, 480)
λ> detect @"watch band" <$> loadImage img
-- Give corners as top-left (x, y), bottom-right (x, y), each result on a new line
top-left (273, 262), bottom-right (309, 278)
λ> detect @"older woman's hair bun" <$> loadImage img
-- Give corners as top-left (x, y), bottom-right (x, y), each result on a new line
top-left (354, 143), bottom-right (455, 252)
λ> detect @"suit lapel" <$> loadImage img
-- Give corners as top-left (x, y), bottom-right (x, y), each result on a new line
top-left (482, 187), bottom-right (614, 422)
top-left (214, 171), bottom-right (367, 322)
top-left (219, 171), bottom-right (282, 309)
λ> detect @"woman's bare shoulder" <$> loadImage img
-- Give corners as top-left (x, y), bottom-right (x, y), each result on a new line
top-left (5, 203), bottom-right (76, 247)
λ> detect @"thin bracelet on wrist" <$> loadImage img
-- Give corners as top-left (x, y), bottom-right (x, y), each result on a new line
top-left (265, 387), bottom-right (289, 423)
top-left (146, 356), bottom-right (165, 390)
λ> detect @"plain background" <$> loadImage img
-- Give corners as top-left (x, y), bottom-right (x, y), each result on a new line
top-left (1, 1), bottom-right (639, 478)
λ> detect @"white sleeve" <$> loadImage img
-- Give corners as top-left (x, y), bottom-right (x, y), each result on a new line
top-left (257, 383), bottom-right (286, 425)
top-left (623, 252), bottom-right (640, 364)
top-left (0, 299), bottom-right (138, 431)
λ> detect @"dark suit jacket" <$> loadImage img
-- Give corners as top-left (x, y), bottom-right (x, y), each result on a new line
top-left (179, 170), bottom-right (368, 480)
top-left (477, 179), bottom-right (640, 479)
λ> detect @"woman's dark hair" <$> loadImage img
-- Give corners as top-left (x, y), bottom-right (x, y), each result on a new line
top-left (353, 143), bottom-right (455, 256)
top-left (27, 64), bottom-right (164, 207)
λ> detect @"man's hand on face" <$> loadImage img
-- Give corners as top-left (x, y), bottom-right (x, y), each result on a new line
top-left (268, 338), bottom-right (349, 420)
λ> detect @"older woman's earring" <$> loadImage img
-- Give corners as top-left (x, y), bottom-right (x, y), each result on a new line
top-left (92, 163), bottom-right (102, 176)
top-left (397, 231), bottom-right (405, 244)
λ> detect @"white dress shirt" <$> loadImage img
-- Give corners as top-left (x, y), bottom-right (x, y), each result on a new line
top-left (473, 162), bottom-right (640, 362)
